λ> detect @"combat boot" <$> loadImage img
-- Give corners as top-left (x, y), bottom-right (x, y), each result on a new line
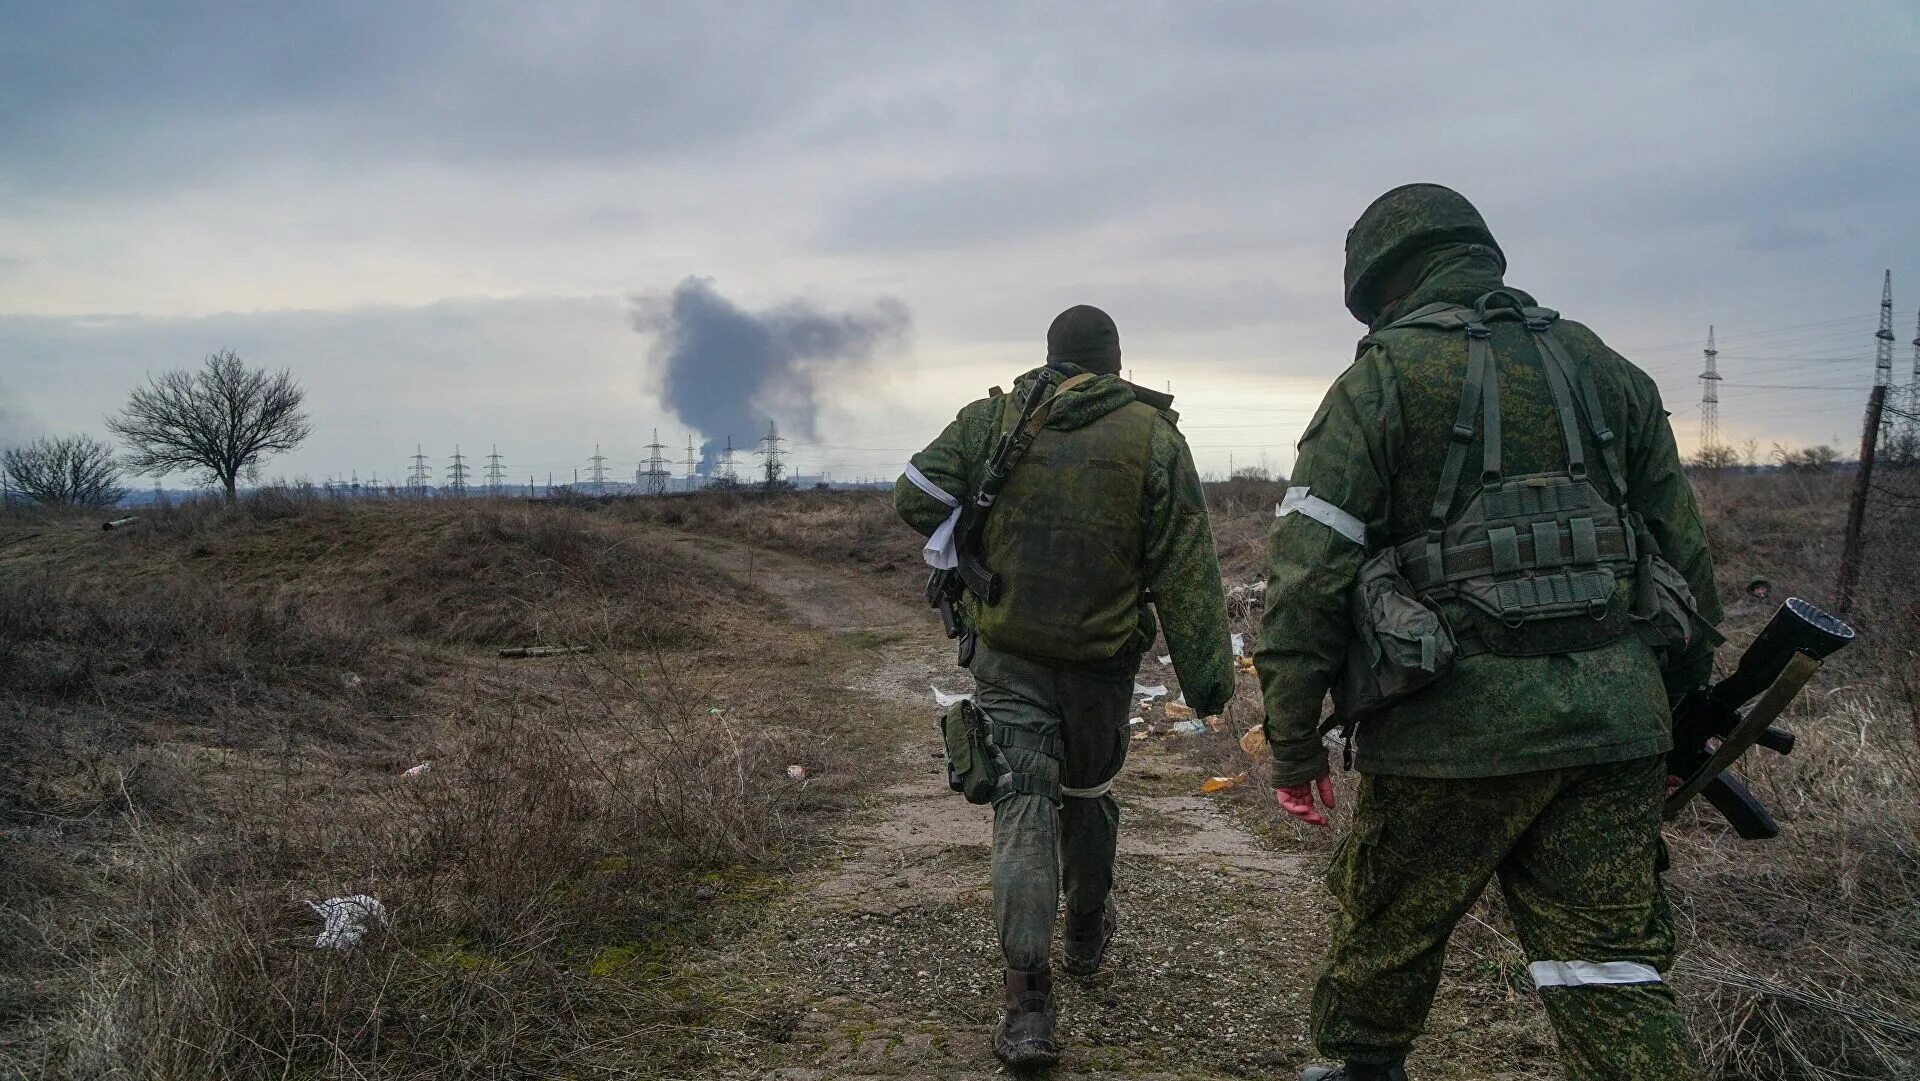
top-left (1299, 1060), bottom-right (1408, 1081)
top-left (1061, 897), bottom-right (1118, 978)
top-left (992, 967), bottom-right (1058, 1069)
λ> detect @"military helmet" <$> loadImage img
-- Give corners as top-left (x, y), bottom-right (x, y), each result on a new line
top-left (1343, 183), bottom-right (1505, 323)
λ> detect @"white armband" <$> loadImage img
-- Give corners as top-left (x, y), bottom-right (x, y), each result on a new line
top-left (1275, 486), bottom-right (1366, 545)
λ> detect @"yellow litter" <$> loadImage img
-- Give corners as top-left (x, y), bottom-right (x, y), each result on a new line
top-left (1201, 773), bottom-right (1249, 794)
top-left (1165, 701), bottom-right (1197, 721)
top-left (1240, 726), bottom-right (1269, 758)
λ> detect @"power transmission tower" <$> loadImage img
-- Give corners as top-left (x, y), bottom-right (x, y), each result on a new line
top-left (484, 444), bottom-right (506, 497)
top-left (681, 436), bottom-right (699, 492)
top-left (755, 421), bottom-right (787, 489)
top-left (640, 429), bottom-right (671, 496)
top-left (447, 445), bottom-right (470, 497)
top-left (587, 444), bottom-right (609, 494)
top-left (1875, 269), bottom-right (1895, 387)
top-left (717, 437), bottom-right (739, 485)
top-left (408, 444), bottom-right (432, 497)
top-left (1698, 326), bottom-right (1723, 455)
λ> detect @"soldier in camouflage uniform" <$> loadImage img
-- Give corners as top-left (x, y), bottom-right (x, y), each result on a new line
top-left (1256, 186), bottom-right (1722, 1081)
top-left (896, 305), bottom-right (1235, 1069)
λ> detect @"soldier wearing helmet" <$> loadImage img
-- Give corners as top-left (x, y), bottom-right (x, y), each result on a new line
top-left (1258, 185), bottom-right (1722, 1080)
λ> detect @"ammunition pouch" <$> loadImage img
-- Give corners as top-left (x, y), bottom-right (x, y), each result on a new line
top-left (1629, 529), bottom-right (1723, 661)
top-left (1335, 545), bottom-right (1459, 721)
top-left (939, 701), bottom-right (1061, 805)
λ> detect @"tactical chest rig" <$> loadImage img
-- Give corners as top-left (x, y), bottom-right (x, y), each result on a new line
top-left (1337, 290), bottom-right (1709, 720)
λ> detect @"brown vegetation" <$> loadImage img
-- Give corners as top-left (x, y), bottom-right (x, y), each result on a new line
top-left (0, 493), bottom-right (868, 1079)
top-left (1, 471), bottom-right (1912, 1079)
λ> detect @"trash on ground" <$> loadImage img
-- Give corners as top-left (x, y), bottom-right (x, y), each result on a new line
top-left (786, 764), bottom-right (807, 781)
top-left (932, 686), bottom-right (972, 708)
top-left (342, 672), bottom-right (364, 689)
top-left (1235, 656), bottom-right (1256, 672)
top-left (1131, 731), bottom-right (1149, 741)
top-left (1241, 727), bottom-right (1270, 758)
top-left (402, 762), bottom-right (432, 779)
top-left (1156, 654), bottom-right (1172, 665)
top-left (1165, 701), bottom-right (1197, 721)
top-left (1133, 682), bottom-right (1168, 699)
top-left (1231, 632), bottom-right (1246, 656)
top-left (1169, 719), bottom-right (1207, 736)
top-left (498, 645), bottom-right (593, 658)
top-left (102, 516), bottom-right (137, 531)
top-left (1226, 581), bottom-right (1265, 618)
top-left (1202, 772), bottom-right (1249, 793)
top-left (1128, 716), bottom-right (1145, 726)
top-left (1204, 715), bottom-right (1227, 732)
top-left (308, 894), bottom-right (387, 949)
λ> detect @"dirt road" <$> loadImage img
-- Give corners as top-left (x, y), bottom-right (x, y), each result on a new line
top-left (658, 533), bottom-right (1337, 1080)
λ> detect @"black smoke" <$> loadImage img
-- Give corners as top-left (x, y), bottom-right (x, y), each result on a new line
top-left (630, 277), bottom-right (910, 472)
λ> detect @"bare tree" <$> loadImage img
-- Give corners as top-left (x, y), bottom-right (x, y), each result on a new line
top-left (1771, 443), bottom-right (1842, 473)
top-left (108, 350), bottom-right (311, 501)
top-left (2, 434), bottom-right (126, 507)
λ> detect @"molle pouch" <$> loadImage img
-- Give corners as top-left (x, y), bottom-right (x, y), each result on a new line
top-left (1334, 546), bottom-right (1459, 720)
top-left (940, 700), bottom-right (1003, 805)
top-left (1633, 552), bottom-right (1724, 661)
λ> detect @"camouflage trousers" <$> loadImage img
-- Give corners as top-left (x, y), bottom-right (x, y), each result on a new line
top-left (970, 644), bottom-right (1137, 972)
top-left (1314, 754), bottom-right (1698, 1080)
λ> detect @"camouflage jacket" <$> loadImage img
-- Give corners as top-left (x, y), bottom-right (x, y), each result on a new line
top-left (1256, 250), bottom-right (1722, 786)
top-left (896, 365), bottom-right (1236, 715)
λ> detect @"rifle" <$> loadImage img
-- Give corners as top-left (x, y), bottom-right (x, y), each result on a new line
top-left (926, 365), bottom-right (1073, 665)
top-left (1665, 597), bottom-right (1855, 838)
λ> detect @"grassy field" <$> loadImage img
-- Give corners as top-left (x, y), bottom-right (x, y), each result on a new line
top-left (1, 473), bottom-right (1914, 1079)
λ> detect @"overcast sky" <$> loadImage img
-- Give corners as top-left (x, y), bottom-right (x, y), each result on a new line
top-left (3, 1), bottom-right (1917, 488)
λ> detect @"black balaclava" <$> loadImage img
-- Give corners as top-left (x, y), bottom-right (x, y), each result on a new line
top-left (1045, 305), bottom-right (1122, 375)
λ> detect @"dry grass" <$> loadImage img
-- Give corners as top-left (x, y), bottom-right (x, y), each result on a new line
top-left (0, 491), bottom-right (866, 1079)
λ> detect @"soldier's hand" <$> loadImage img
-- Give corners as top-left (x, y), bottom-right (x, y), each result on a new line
top-left (1275, 775), bottom-right (1335, 827)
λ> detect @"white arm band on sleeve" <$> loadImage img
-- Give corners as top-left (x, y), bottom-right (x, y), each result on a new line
top-left (1275, 486), bottom-right (1366, 545)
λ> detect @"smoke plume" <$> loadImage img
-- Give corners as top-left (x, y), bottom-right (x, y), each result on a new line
top-left (630, 277), bottom-right (910, 471)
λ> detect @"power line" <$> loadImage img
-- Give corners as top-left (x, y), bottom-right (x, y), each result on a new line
top-left (407, 444), bottom-right (432, 497)
top-left (1875, 269), bottom-right (1896, 388)
top-left (446, 445), bottom-right (470, 497)
top-left (484, 444), bottom-right (507, 497)
top-left (639, 429), bottom-right (671, 496)
top-left (587, 443), bottom-right (609, 494)
top-left (755, 420), bottom-right (787, 489)
top-left (1699, 326), bottom-right (1723, 451)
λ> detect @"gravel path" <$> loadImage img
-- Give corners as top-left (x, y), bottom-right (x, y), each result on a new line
top-left (660, 533), bottom-right (1334, 1080)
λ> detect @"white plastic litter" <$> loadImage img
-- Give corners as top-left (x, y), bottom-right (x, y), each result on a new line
top-left (1156, 654), bottom-right (1172, 665)
top-left (1169, 719), bottom-right (1207, 736)
top-left (1174, 693), bottom-right (1187, 707)
top-left (1128, 717), bottom-right (1145, 726)
top-left (786, 764), bottom-right (808, 781)
top-left (402, 762), bottom-right (431, 779)
top-left (1231, 633), bottom-right (1246, 657)
top-left (932, 686), bottom-right (972, 708)
top-left (1133, 683), bottom-right (1168, 699)
top-left (308, 894), bottom-right (387, 949)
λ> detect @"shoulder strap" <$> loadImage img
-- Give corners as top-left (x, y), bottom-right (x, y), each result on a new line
top-left (1424, 311), bottom-right (1492, 583)
top-left (1540, 329), bottom-right (1629, 506)
top-left (1523, 318), bottom-right (1588, 479)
